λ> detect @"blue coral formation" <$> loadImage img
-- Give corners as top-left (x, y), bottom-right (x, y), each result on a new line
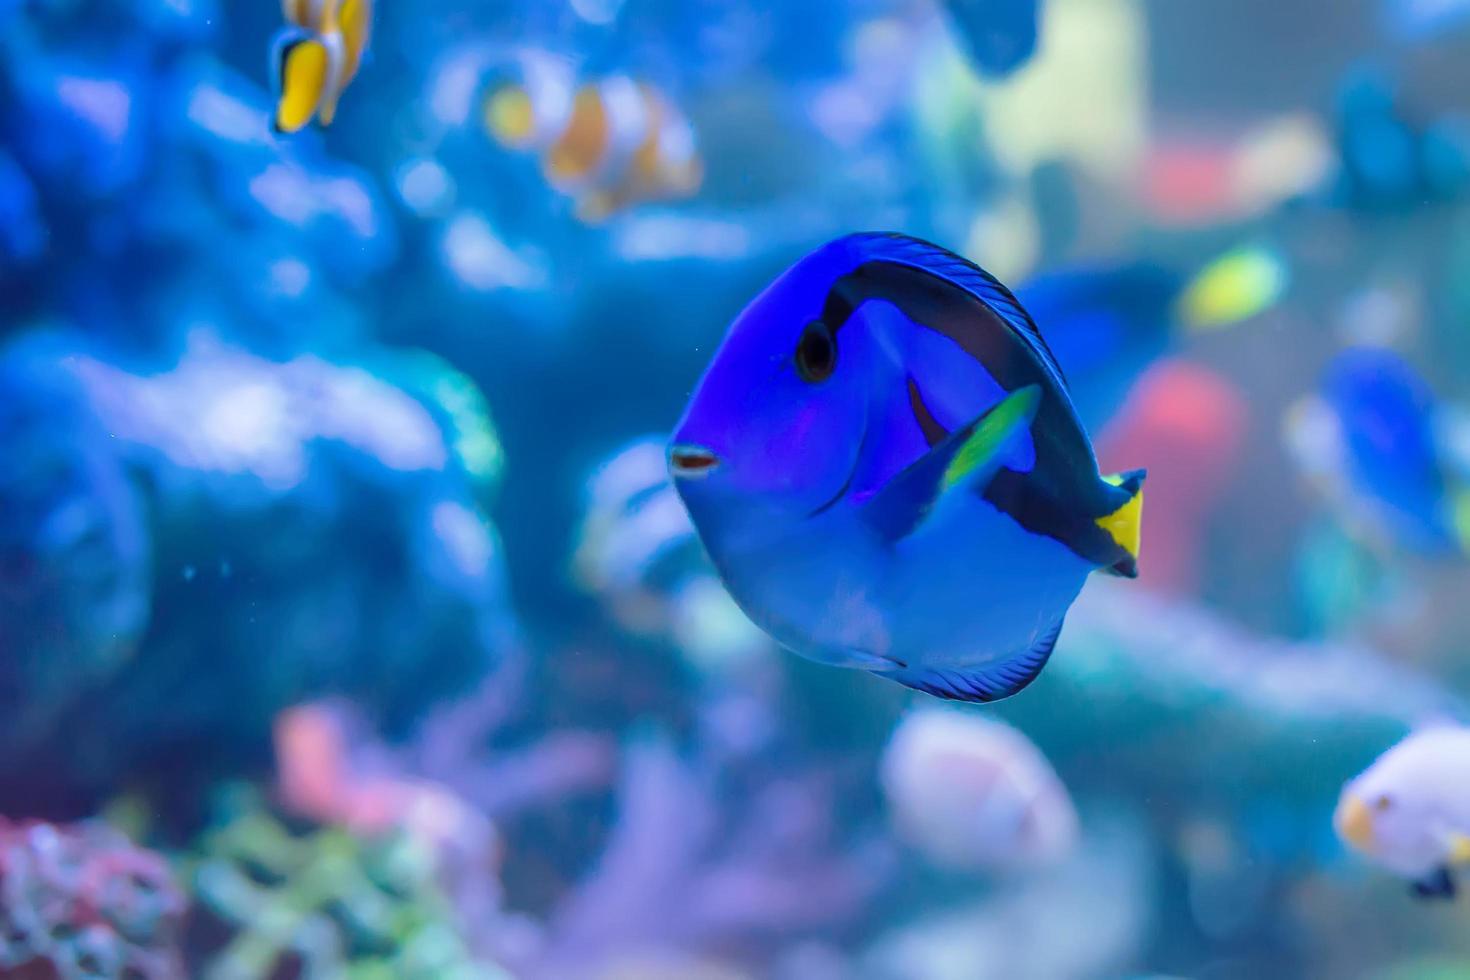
top-left (0, 333), bottom-right (517, 816)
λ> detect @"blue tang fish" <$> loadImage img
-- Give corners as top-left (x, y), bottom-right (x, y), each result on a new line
top-left (1288, 346), bottom-right (1469, 555)
top-left (668, 233), bottom-right (1145, 703)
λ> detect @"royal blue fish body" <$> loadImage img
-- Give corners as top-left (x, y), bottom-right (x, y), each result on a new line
top-left (668, 233), bottom-right (1145, 703)
top-left (1322, 346), bottom-right (1457, 552)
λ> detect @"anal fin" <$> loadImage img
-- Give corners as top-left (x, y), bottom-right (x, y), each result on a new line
top-left (877, 617), bottom-right (1064, 704)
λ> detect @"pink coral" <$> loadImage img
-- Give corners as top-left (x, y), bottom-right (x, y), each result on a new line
top-left (1098, 358), bottom-right (1250, 595)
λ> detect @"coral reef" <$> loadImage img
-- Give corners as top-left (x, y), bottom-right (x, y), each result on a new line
top-left (5, 1), bottom-right (1470, 977)
top-left (187, 787), bottom-right (511, 980)
top-left (0, 818), bottom-right (185, 979)
top-left (0, 333), bottom-right (518, 817)
top-left (527, 732), bottom-right (893, 978)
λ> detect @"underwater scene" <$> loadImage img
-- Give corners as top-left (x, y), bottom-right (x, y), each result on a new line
top-left (7, 0), bottom-right (1470, 976)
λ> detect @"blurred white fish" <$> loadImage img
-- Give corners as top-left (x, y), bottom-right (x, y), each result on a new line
top-left (1335, 726), bottom-right (1470, 899)
top-left (879, 708), bottom-right (1077, 870)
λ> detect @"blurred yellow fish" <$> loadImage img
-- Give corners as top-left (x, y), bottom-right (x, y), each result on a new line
top-left (483, 59), bottom-right (702, 222)
top-left (270, 0), bottom-right (373, 133)
top-left (1177, 245), bottom-right (1288, 331)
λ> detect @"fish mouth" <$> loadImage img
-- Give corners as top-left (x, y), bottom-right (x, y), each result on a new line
top-left (1334, 793), bottom-right (1375, 853)
top-left (669, 443), bottom-right (721, 479)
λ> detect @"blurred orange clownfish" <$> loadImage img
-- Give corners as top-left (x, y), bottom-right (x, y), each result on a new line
top-left (271, 0), bottom-right (373, 133)
top-left (483, 61), bottom-right (703, 222)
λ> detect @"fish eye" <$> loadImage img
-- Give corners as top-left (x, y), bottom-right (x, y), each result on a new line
top-left (1374, 794), bottom-right (1392, 811)
top-left (796, 320), bottom-right (836, 383)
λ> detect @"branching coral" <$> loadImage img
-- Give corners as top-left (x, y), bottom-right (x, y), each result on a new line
top-left (187, 788), bottom-right (511, 980)
top-left (0, 818), bottom-right (185, 979)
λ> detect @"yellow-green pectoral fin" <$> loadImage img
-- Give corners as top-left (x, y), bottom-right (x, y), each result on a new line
top-left (942, 385), bottom-right (1042, 491)
top-left (273, 36), bottom-right (330, 134)
top-left (862, 385), bottom-right (1041, 542)
top-left (1447, 831), bottom-right (1470, 865)
top-left (1097, 470), bottom-right (1145, 576)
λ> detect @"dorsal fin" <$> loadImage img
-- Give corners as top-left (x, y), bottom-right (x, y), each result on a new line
top-left (846, 232), bottom-right (1070, 391)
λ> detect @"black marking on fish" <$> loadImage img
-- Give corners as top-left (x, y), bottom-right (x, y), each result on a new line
top-left (907, 377), bottom-right (948, 447)
top-left (828, 256), bottom-right (1131, 570)
top-left (808, 417), bottom-right (870, 518)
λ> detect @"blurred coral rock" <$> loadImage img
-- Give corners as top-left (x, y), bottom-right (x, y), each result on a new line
top-left (0, 818), bottom-right (186, 978)
top-left (0, 333), bottom-right (517, 814)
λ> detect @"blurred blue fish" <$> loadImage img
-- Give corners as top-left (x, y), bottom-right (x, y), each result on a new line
top-left (669, 233), bottom-right (1144, 703)
top-left (943, 0), bottom-right (1041, 79)
top-left (1333, 68), bottom-right (1470, 208)
top-left (1016, 264), bottom-right (1182, 429)
top-left (1286, 346), bottom-right (1470, 555)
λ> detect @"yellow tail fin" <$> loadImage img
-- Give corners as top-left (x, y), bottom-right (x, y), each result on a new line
top-left (1097, 471), bottom-right (1145, 574)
